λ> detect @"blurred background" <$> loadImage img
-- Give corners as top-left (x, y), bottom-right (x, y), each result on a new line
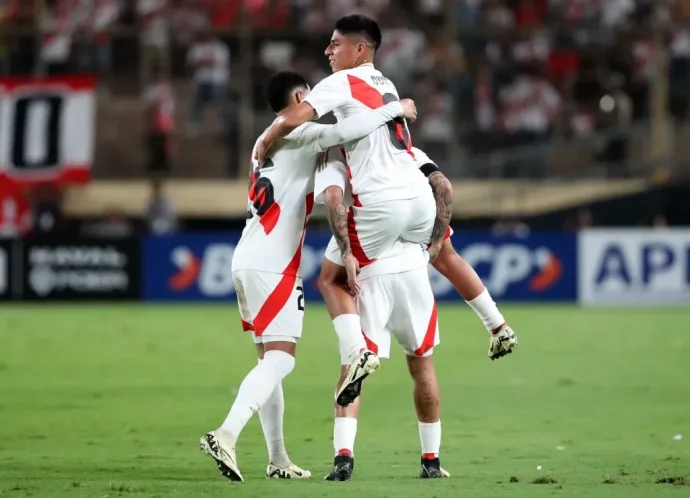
top-left (0, 0), bottom-right (689, 304)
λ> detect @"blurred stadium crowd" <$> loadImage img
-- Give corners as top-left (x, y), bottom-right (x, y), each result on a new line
top-left (1, 0), bottom-right (688, 179)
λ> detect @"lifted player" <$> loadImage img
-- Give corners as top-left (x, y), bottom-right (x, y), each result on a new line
top-left (199, 71), bottom-right (417, 482)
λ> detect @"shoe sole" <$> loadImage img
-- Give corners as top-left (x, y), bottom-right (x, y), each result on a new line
top-left (199, 435), bottom-right (244, 482)
top-left (335, 352), bottom-right (380, 407)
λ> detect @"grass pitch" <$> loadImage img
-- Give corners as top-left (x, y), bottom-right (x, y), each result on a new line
top-left (0, 304), bottom-right (689, 497)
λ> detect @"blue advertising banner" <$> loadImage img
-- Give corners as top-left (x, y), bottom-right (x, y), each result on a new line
top-left (142, 232), bottom-right (577, 302)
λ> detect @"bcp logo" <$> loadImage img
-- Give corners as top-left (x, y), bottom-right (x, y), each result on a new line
top-left (169, 244), bottom-right (236, 296)
top-left (461, 243), bottom-right (563, 296)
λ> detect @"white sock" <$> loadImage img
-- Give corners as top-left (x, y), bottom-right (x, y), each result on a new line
top-left (466, 288), bottom-right (505, 333)
top-left (257, 359), bottom-right (290, 468)
top-left (220, 350), bottom-right (295, 443)
top-left (333, 417), bottom-right (358, 457)
top-left (333, 314), bottom-right (366, 363)
top-left (418, 420), bottom-right (441, 458)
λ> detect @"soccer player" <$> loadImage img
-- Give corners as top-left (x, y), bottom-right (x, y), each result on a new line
top-left (199, 71), bottom-right (418, 482)
top-left (315, 146), bottom-right (517, 480)
top-left (254, 14), bottom-right (447, 408)
top-left (314, 146), bottom-right (451, 480)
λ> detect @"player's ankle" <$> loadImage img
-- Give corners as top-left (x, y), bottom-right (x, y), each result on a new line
top-left (422, 452), bottom-right (438, 460)
top-left (337, 449), bottom-right (353, 458)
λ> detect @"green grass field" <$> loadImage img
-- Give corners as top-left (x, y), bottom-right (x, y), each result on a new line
top-left (1, 304), bottom-right (689, 497)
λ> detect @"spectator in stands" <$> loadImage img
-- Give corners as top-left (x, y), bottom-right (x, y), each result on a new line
top-left (145, 179), bottom-right (178, 234)
top-left (499, 64), bottom-right (562, 177)
top-left (86, 0), bottom-right (120, 82)
top-left (0, 0), bottom-right (18, 75)
top-left (31, 183), bottom-right (63, 235)
top-left (40, 0), bottom-right (74, 75)
top-left (138, 0), bottom-right (170, 82)
top-left (142, 61), bottom-right (176, 177)
top-left (185, 28), bottom-right (231, 137)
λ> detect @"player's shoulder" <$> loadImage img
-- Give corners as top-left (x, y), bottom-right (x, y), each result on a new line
top-left (313, 70), bottom-right (348, 88)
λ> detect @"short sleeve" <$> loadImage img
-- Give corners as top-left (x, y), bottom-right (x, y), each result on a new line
top-left (302, 72), bottom-right (349, 118)
top-left (314, 147), bottom-right (351, 205)
top-left (411, 147), bottom-right (436, 168)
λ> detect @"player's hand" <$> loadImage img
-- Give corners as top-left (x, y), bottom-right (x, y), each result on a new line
top-left (427, 239), bottom-right (443, 264)
top-left (255, 137), bottom-right (272, 165)
top-left (343, 252), bottom-right (361, 296)
top-left (400, 98), bottom-right (417, 122)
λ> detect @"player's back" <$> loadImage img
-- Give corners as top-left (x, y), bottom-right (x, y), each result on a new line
top-left (304, 64), bottom-right (429, 207)
top-left (232, 125), bottom-right (317, 277)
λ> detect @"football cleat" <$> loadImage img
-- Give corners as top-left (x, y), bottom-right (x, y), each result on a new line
top-left (199, 431), bottom-right (243, 482)
top-left (419, 456), bottom-right (450, 478)
top-left (266, 462), bottom-right (312, 479)
top-left (335, 349), bottom-right (380, 407)
top-left (324, 454), bottom-right (354, 481)
top-left (489, 324), bottom-right (517, 360)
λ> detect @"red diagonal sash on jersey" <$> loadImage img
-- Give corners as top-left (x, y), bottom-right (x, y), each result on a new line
top-left (252, 193), bottom-right (314, 336)
top-left (346, 74), bottom-right (414, 159)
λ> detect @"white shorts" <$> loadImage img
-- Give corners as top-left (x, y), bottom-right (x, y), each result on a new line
top-left (348, 189), bottom-right (435, 268)
top-left (233, 269), bottom-right (304, 343)
top-left (345, 266), bottom-right (440, 362)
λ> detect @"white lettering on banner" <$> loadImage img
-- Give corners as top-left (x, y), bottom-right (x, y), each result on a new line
top-left (0, 247), bottom-right (6, 293)
top-left (579, 229), bottom-right (690, 306)
top-left (0, 77), bottom-right (94, 185)
top-left (27, 245), bottom-right (129, 296)
top-left (460, 243), bottom-right (555, 296)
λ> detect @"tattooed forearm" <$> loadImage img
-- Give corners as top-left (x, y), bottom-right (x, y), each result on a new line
top-left (324, 187), bottom-right (352, 256)
top-left (428, 171), bottom-right (453, 245)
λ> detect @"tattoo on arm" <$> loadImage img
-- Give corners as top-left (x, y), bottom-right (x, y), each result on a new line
top-left (428, 171), bottom-right (453, 245)
top-left (325, 190), bottom-right (351, 257)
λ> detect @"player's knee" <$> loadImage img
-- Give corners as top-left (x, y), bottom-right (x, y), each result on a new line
top-left (262, 349), bottom-right (295, 378)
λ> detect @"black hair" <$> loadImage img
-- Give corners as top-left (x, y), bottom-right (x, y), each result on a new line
top-left (334, 14), bottom-right (382, 51)
top-left (265, 72), bottom-right (309, 113)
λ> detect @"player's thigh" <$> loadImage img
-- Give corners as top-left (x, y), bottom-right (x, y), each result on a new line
top-left (401, 189), bottom-right (436, 246)
top-left (323, 236), bottom-right (343, 267)
top-left (354, 275), bottom-right (395, 361)
top-left (388, 268), bottom-right (440, 357)
top-left (234, 269), bottom-right (305, 341)
top-left (349, 201), bottom-right (408, 262)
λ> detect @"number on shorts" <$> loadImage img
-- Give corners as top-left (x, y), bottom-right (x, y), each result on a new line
top-left (383, 93), bottom-right (411, 151)
top-left (296, 285), bottom-right (304, 311)
top-left (246, 157), bottom-right (276, 219)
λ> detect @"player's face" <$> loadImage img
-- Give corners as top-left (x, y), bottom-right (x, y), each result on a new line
top-left (325, 30), bottom-right (364, 72)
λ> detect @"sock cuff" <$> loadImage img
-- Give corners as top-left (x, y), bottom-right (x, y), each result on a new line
top-left (335, 417), bottom-right (358, 427)
top-left (418, 420), bottom-right (441, 428)
top-left (333, 314), bottom-right (360, 327)
top-left (466, 287), bottom-right (491, 305)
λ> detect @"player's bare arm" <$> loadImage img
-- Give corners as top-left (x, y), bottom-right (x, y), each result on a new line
top-left (427, 171), bottom-right (453, 263)
top-left (325, 186), bottom-right (361, 295)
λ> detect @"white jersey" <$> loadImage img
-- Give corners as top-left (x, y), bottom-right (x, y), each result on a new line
top-left (315, 145), bottom-right (440, 280)
top-left (303, 63), bottom-right (429, 207)
top-left (232, 101), bottom-right (407, 277)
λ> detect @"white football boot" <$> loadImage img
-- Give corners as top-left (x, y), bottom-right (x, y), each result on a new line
top-left (266, 462), bottom-right (312, 479)
top-left (335, 349), bottom-right (380, 406)
top-left (199, 431), bottom-right (243, 482)
top-left (489, 323), bottom-right (517, 360)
